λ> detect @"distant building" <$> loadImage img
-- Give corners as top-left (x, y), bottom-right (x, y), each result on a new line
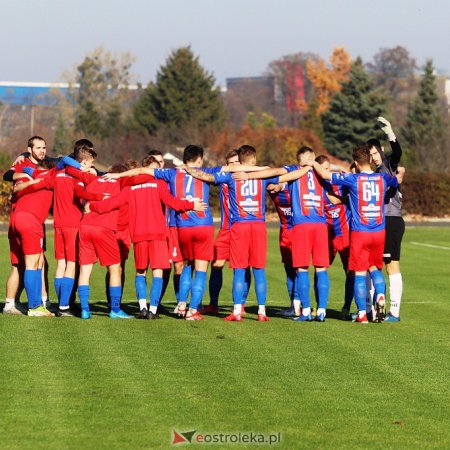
top-left (0, 81), bottom-right (139, 106)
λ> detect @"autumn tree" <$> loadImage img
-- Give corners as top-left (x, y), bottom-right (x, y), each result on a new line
top-left (268, 52), bottom-right (319, 126)
top-left (133, 46), bottom-right (225, 145)
top-left (306, 47), bottom-right (352, 115)
top-left (322, 57), bottom-right (388, 160)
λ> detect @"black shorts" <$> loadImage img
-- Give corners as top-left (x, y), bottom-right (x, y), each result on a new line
top-left (383, 216), bottom-right (405, 263)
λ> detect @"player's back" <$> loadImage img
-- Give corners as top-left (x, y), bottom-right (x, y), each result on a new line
top-left (288, 169), bottom-right (327, 225)
top-left (269, 185), bottom-right (292, 229)
top-left (82, 177), bottom-right (121, 230)
top-left (53, 169), bottom-right (84, 228)
top-left (155, 167), bottom-right (214, 228)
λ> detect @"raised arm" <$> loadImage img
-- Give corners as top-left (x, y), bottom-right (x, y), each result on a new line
top-left (184, 166), bottom-right (215, 183)
top-left (378, 116), bottom-right (402, 169)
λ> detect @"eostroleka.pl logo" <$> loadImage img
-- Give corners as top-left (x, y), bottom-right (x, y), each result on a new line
top-left (172, 430), bottom-right (282, 446)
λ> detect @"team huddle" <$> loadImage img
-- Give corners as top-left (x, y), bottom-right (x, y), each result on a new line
top-left (2, 117), bottom-right (406, 323)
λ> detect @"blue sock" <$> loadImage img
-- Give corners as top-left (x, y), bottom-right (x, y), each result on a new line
top-left (78, 285), bottom-right (90, 312)
top-left (316, 271), bottom-right (330, 309)
top-left (354, 275), bottom-right (367, 312)
top-left (59, 277), bottom-right (75, 308)
top-left (54, 278), bottom-right (63, 302)
top-left (135, 275), bottom-right (147, 301)
top-left (253, 268), bottom-right (267, 306)
top-left (209, 267), bottom-right (222, 306)
top-left (24, 269), bottom-right (39, 309)
top-left (285, 265), bottom-right (296, 302)
top-left (35, 268), bottom-right (43, 306)
top-left (242, 267), bottom-right (252, 304)
top-left (313, 272), bottom-right (319, 307)
top-left (150, 277), bottom-right (164, 308)
top-left (109, 286), bottom-right (122, 313)
top-left (190, 271), bottom-right (207, 310)
top-left (232, 269), bottom-right (246, 305)
top-left (296, 271), bottom-right (310, 309)
top-left (370, 269), bottom-right (386, 301)
top-left (179, 265), bottom-right (192, 302)
top-left (344, 273), bottom-right (354, 309)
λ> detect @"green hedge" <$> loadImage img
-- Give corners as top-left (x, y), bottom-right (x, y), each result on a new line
top-left (402, 172), bottom-right (450, 217)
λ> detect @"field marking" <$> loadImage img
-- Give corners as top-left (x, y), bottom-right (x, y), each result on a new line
top-left (410, 242), bottom-right (450, 250)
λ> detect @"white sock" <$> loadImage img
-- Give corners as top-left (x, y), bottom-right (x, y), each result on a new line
top-left (138, 299), bottom-right (147, 311)
top-left (358, 310), bottom-right (366, 318)
top-left (42, 297), bottom-right (49, 307)
top-left (302, 307), bottom-right (311, 316)
top-left (389, 273), bottom-right (402, 317)
top-left (258, 305), bottom-right (266, 315)
top-left (293, 299), bottom-right (301, 315)
top-left (317, 308), bottom-right (326, 317)
top-left (149, 305), bottom-right (157, 314)
top-left (233, 304), bottom-right (242, 315)
top-left (5, 298), bottom-right (15, 306)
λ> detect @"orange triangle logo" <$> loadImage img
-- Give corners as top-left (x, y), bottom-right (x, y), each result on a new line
top-left (172, 430), bottom-right (187, 445)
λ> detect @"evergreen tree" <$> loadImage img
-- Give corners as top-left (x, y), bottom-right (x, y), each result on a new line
top-left (133, 46), bottom-right (225, 144)
top-left (53, 112), bottom-right (68, 154)
top-left (322, 57), bottom-right (387, 160)
top-left (401, 60), bottom-right (447, 170)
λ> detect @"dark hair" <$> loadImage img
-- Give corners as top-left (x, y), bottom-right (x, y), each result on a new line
top-left (237, 145), bottom-right (256, 163)
top-left (183, 145), bottom-right (204, 164)
top-left (109, 163), bottom-right (128, 174)
top-left (126, 159), bottom-right (140, 170)
top-left (28, 136), bottom-right (45, 149)
top-left (352, 143), bottom-right (371, 165)
top-left (147, 149), bottom-right (163, 157)
top-left (367, 138), bottom-right (382, 153)
top-left (315, 155), bottom-right (329, 165)
top-left (37, 159), bottom-right (56, 169)
top-left (296, 146), bottom-right (314, 161)
top-left (349, 162), bottom-right (358, 173)
top-left (225, 148), bottom-right (239, 163)
top-left (142, 155), bottom-right (158, 167)
top-left (74, 139), bottom-right (97, 160)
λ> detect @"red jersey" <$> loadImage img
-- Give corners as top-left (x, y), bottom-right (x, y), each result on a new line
top-left (117, 186), bottom-right (130, 232)
top-left (53, 169), bottom-right (88, 228)
top-left (14, 168), bottom-right (56, 222)
top-left (9, 157), bottom-right (38, 207)
top-left (66, 167), bottom-right (121, 231)
top-left (90, 174), bottom-right (194, 242)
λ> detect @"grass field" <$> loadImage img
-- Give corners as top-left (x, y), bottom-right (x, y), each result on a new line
top-left (0, 226), bottom-right (449, 449)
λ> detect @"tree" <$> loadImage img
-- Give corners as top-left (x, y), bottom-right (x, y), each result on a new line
top-left (401, 60), bottom-right (448, 170)
top-left (74, 47), bottom-right (136, 139)
top-left (322, 58), bottom-right (388, 160)
top-left (133, 46), bottom-right (225, 145)
top-left (267, 52), bottom-right (319, 126)
top-left (367, 46), bottom-right (418, 126)
top-left (53, 112), bottom-right (69, 154)
top-left (306, 47), bottom-right (352, 115)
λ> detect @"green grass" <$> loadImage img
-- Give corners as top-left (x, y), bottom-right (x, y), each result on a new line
top-left (0, 227), bottom-right (449, 449)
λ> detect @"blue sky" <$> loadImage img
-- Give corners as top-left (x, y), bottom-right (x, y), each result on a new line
top-left (2, 0), bottom-right (448, 86)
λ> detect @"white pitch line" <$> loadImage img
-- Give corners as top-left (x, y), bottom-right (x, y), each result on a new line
top-left (410, 242), bottom-right (450, 250)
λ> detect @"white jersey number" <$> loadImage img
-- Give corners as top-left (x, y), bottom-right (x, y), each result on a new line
top-left (241, 180), bottom-right (258, 197)
top-left (362, 181), bottom-right (380, 202)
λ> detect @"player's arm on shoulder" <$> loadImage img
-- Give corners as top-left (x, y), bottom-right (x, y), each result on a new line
top-left (89, 190), bottom-right (125, 214)
top-left (184, 166), bottom-right (215, 183)
top-left (234, 166), bottom-right (287, 181)
top-left (278, 166), bottom-right (311, 183)
top-left (13, 178), bottom-right (43, 193)
top-left (221, 164), bottom-right (269, 173)
top-left (102, 167), bottom-right (150, 181)
top-left (311, 161), bottom-right (332, 180)
top-left (389, 140), bottom-right (402, 169)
